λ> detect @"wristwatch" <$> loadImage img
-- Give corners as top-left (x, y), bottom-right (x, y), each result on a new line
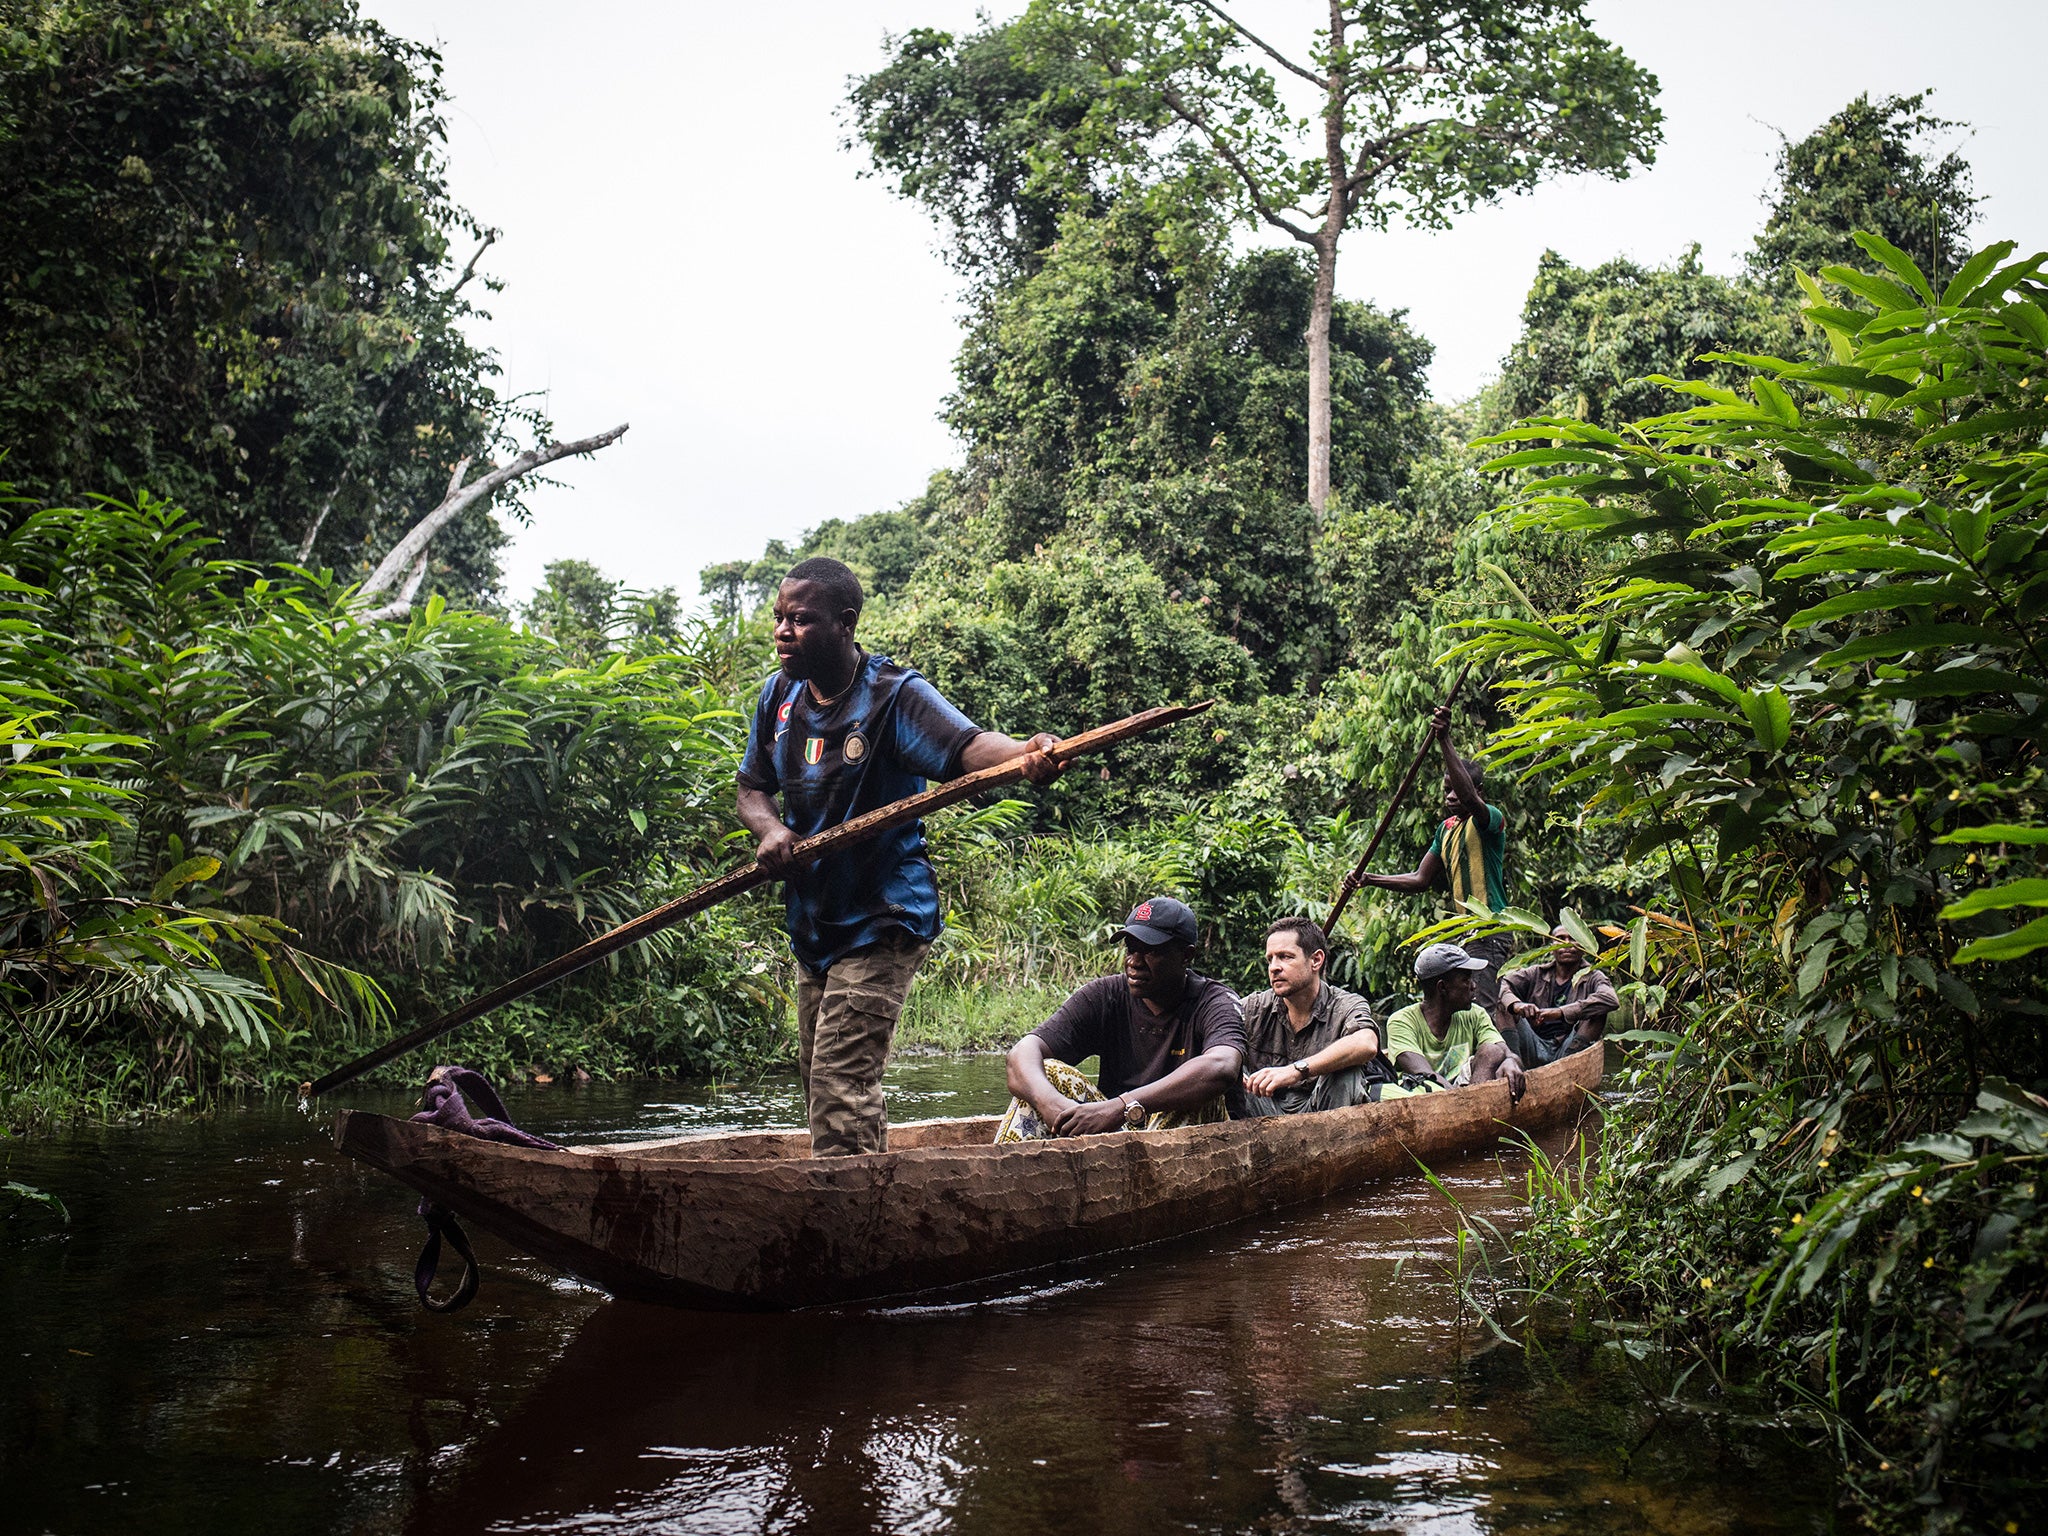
top-left (1292, 1061), bottom-right (1315, 1085)
top-left (1122, 1096), bottom-right (1147, 1130)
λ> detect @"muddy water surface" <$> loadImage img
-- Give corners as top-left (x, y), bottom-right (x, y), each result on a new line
top-left (1, 1056), bottom-right (1831, 1534)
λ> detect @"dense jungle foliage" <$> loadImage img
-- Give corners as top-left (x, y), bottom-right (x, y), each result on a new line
top-left (1473, 235), bottom-right (2048, 1534)
top-left (0, 491), bottom-right (786, 1126)
top-left (0, 0), bottom-right (536, 600)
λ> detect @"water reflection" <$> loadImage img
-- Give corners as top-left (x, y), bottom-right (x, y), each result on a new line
top-left (0, 1059), bottom-right (1829, 1535)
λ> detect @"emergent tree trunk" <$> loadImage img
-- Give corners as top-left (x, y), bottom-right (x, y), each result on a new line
top-left (1305, 0), bottom-right (1349, 517)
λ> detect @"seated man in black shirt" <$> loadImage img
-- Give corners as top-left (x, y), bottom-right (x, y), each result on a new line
top-left (997, 897), bottom-right (1246, 1141)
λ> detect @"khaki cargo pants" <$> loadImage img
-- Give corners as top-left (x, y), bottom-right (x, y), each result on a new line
top-left (796, 929), bottom-right (931, 1157)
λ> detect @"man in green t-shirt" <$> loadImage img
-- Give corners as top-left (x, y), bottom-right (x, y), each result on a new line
top-left (1381, 941), bottom-right (1525, 1102)
top-left (1357, 705), bottom-right (1513, 1024)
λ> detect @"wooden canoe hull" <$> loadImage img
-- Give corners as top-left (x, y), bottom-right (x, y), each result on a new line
top-left (335, 1046), bottom-right (1601, 1311)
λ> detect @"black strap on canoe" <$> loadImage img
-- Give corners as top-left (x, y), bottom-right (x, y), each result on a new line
top-left (414, 1200), bottom-right (480, 1313)
top-left (404, 1065), bottom-right (561, 1314)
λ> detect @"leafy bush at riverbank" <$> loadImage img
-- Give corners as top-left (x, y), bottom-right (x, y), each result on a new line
top-left (0, 495), bottom-right (788, 1128)
top-left (1473, 236), bottom-right (2047, 1532)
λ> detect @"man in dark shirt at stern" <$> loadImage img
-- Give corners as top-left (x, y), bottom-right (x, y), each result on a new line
top-left (998, 897), bottom-right (1246, 1140)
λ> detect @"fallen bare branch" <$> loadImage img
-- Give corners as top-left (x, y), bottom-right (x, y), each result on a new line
top-left (361, 551), bottom-right (432, 622)
top-left (357, 424), bottom-right (629, 600)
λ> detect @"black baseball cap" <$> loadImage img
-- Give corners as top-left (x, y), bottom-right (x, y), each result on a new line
top-left (1115, 896), bottom-right (1199, 948)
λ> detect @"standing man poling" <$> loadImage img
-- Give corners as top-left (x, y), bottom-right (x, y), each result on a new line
top-left (737, 557), bottom-right (1063, 1157)
top-left (1354, 704), bottom-right (1514, 1026)
top-left (1237, 917), bottom-right (1391, 1115)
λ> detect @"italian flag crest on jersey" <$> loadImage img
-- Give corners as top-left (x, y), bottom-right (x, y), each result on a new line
top-left (804, 736), bottom-right (824, 766)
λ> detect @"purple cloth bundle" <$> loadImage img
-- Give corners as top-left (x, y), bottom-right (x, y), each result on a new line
top-left (410, 1065), bottom-right (561, 1150)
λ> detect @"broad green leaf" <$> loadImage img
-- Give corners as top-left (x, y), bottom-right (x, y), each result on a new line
top-left (150, 856), bottom-right (221, 904)
top-left (1557, 907), bottom-right (1601, 955)
top-left (1818, 623), bottom-right (2009, 666)
top-left (1740, 688), bottom-right (1791, 753)
top-left (1997, 298), bottom-right (2048, 349)
top-left (1940, 879), bottom-right (2048, 920)
top-left (1937, 824), bottom-right (2048, 845)
top-left (1797, 937), bottom-right (1835, 996)
top-left (1750, 377), bottom-right (1798, 423)
top-left (1483, 447), bottom-right (1617, 470)
top-left (1952, 915), bottom-right (2048, 964)
top-left (1818, 265), bottom-right (1915, 312)
top-left (1918, 410), bottom-right (2044, 448)
top-left (627, 807), bottom-right (648, 835)
top-left (1701, 1153), bottom-right (1758, 1199)
top-left (1942, 241), bottom-right (2016, 305)
top-left (1786, 583), bottom-right (1956, 628)
top-left (1784, 365), bottom-right (1911, 398)
top-left (1851, 231), bottom-right (1939, 305)
top-left (1802, 303), bottom-right (1874, 339)
top-left (1775, 549), bottom-right (1958, 580)
top-left (1899, 1133), bottom-right (1973, 1161)
top-left (1873, 670), bottom-right (2039, 701)
top-left (1629, 661), bottom-right (1746, 706)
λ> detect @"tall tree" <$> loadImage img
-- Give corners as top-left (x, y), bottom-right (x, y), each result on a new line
top-left (1017, 0), bottom-right (1661, 513)
top-left (1748, 92), bottom-right (1976, 296)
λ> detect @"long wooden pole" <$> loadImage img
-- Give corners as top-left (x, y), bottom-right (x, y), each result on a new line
top-left (1321, 663), bottom-right (1475, 935)
top-left (303, 699), bottom-right (1215, 1099)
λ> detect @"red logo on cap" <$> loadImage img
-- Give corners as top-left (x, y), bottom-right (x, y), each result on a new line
top-left (1133, 902), bottom-right (1154, 921)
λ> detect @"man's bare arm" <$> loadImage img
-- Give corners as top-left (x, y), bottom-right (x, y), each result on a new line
top-left (1394, 1049), bottom-right (1437, 1078)
top-left (1498, 967), bottom-right (1540, 1018)
top-left (1302, 1026), bottom-right (1380, 1076)
top-left (1051, 1044), bottom-right (1243, 1137)
top-left (1005, 1035), bottom-right (1076, 1124)
top-left (1247, 1027), bottom-right (1381, 1097)
top-left (1361, 847), bottom-right (1443, 894)
top-left (958, 730), bottom-right (1063, 785)
top-left (1126, 1044), bottom-right (1243, 1112)
top-left (1436, 706), bottom-right (1490, 821)
top-left (1471, 1040), bottom-right (1527, 1102)
top-left (736, 784), bottom-right (797, 871)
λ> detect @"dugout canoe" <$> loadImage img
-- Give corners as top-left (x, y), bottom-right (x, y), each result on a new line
top-left (335, 1045), bottom-right (1603, 1311)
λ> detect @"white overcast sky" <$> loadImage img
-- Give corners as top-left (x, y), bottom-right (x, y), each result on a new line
top-left (362, 1), bottom-right (2047, 607)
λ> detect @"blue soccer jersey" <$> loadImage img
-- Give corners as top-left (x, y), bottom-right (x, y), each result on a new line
top-left (736, 651), bottom-right (982, 971)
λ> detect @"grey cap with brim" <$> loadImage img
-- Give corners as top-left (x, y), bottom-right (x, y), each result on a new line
top-left (1415, 941), bottom-right (1490, 981)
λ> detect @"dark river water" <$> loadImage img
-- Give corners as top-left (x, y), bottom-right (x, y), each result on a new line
top-left (1, 1055), bottom-right (1833, 1535)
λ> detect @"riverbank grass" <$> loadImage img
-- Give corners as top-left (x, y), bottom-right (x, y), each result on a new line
top-left (894, 981), bottom-right (1062, 1055)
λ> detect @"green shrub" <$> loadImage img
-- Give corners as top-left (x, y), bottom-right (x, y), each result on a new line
top-left (0, 495), bottom-right (787, 1124)
top-left (1470, 233), bottom-right (2048, 1531)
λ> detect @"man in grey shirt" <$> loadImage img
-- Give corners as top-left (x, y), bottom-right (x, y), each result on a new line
top-left (1236, 916), bottom-right (1391, 1116)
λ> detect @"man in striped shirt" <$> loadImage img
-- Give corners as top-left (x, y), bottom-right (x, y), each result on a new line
top-left (1355, 705), bottom-right (1514, 1025)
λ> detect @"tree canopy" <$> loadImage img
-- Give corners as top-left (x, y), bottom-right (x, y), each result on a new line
top-left (1487, 246), bottom-right (1799, 430)
top-left (0, 0), bottom-right (533, 601)
top-left (1000, 0), bottom-right (1663, 510)
top-left (1748, 92), bottom-right (1976, 296)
